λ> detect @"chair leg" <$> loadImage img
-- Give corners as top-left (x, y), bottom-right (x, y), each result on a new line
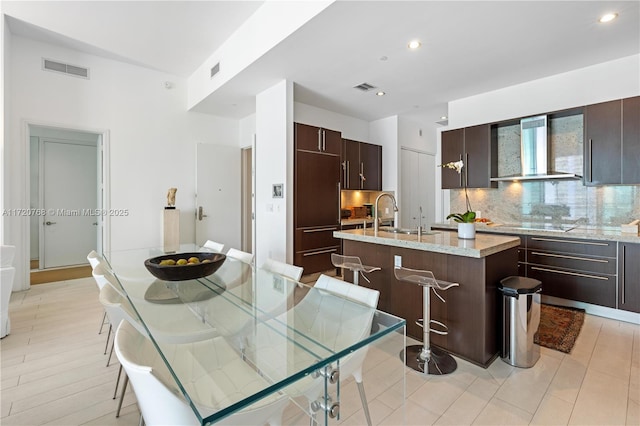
top-left (98, 311), bottom-right (108, 334)
top-left (104, 324), bottom-right (112, 355)
top-left (356, 381), bottom-right (372, 426)
top-left (106, 339), bottom-right (114, 367)
top-left (116, 374), bottom-right (129, 418)
top-left (113, 364), bottom-right (123, 399)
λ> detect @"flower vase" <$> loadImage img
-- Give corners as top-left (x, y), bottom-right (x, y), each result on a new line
top-left (458, 222), bottom-right (476, 239)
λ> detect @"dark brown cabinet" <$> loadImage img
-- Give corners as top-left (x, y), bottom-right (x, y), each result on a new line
top-left (584, 96), bottom-right (640, 185)
top-left (441, 124), bottom-right (496, 189)
top-left (618, 243), bottom-right (640, 313)
top-left (524, 236), bottom-right (617, 308)
top-left (295, 123), bottom-right (341, 155)
top-left (294, 123), bottom-right (341, 275)
top-left (341, 139), bottom-right (382, 190)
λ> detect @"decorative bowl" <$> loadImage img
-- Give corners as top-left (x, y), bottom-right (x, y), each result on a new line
top-left (144, 252), bottom-right (226, 281)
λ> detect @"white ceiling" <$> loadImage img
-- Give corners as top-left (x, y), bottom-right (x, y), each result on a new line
top-left (4, 1), bottom-right (640, 123)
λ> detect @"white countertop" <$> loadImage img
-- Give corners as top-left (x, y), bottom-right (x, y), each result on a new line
top-left (334, 229), bottom-right (520, 258)
top-left (431, 222), bottom-right (640, 244)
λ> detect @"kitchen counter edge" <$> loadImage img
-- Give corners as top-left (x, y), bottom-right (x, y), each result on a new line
top-left (334, 229), bottom-right (520, 258)
top-left (431, 223), bottom-right (640, 244)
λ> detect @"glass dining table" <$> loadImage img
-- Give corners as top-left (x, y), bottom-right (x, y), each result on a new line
top-left (104, 244), bottom-right (406, 425)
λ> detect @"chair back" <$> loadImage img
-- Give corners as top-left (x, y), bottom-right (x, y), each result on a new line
top-left (312, 274), bottom-right (379, 383)
top-left (226, 248), bottom-right (254, 265)
top-left (92, 263), bottom-right (118, 291)
top-left (114, 321), bottom-right (199, 426)
top-left (1, 266), bottom-right (15, 337)
top-left (262, 258), bottom-right (303, 282)
top-left (86, 250), bottom-right (102, 269)
top-left (0, 245), bottom-right (16, 268)
top-left (202, 240), bottom-right (225, 253)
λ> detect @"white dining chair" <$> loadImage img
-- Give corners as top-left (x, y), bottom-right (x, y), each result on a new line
top-left (0, 245), bottom-right (16, 339)
top-left (88, 250), bottom-right (110, 334)
top-left (87, 250), bottom-right (103, 269)
top-left (114, 320), bottom-right (290, 426)
top-left (246, 274), bottom-right (379, 425)
top-left (262, 258), bottom-right (304, 282)
top-left (226, 248), bottom-right (254, 265)
top-left (202, 240), bottom-right (225, 253)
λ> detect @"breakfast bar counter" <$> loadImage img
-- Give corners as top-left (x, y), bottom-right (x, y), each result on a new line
top-left (334, 229), bottom-right (521, 367)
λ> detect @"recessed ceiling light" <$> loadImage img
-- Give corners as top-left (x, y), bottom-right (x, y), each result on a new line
top-left (441, 116), bottom-right (448, 120)
top-left (408, 40), bottom-right (421, 49)
top-left (380, 56), bottom-right (388, 61)
top-left (376, 91), bottom-right (385, 96)
top-left (599, 13), bottom-right (618, 23)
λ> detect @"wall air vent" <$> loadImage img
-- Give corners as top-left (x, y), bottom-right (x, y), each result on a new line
top-left (210, 62), bottom-right (220, 79)
top-left (354, 82), bottom-right (376, 92)
top-left (42, 58), bottom-right (89, 79)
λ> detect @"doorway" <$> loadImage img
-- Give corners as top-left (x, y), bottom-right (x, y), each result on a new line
top-left (29, 125), bottom-right (102, 283)
top-left (241, 146), bottom-right (254, 253)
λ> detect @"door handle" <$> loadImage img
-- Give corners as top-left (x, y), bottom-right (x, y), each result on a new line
top-left (317, 128), bottom-right (322, 151)
top-left (45, 221), bottom-right (56, 225)
top-left (198, 206), bottom-right (208, 221)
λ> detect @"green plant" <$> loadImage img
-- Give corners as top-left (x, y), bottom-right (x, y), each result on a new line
top-left (439, 160), bottom-right (475, 223)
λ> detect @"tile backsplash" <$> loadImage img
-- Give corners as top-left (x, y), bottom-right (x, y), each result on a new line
top-left (449, 114), bottom-right (640, 226)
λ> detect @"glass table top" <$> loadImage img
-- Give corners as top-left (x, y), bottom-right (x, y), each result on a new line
top-left (104, 244), bottom-right (405, 425)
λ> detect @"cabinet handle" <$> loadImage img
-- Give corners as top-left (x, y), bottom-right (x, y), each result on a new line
top-left (337, 182), bottom-right (341, 223)
top-left (322, 130), bottom-right (326, 151)
top-left (531, 237), bottom-right (609, 247)
top-left (531, 266), bottom-right (609, 281)
top-left (303, 227), bottom-right (338, 233)
top-left (318, 129), bottom-right (322, 151)
top-left (465, 153), bottom-right (469, 187)
top-left (621, 245), bottom-right (625, 304)
top-left (347, 161), bottom-right (350, 188)
top-left (588, 139), bottom-right (593, 182)
top-left (530, 251), bottom-right (609, 263)
top-left (459, 154), bottom-right (463, 187)
top-left (360, 162), bottom-right (364, 189)
top-left (303, 248), bottom-right (338, 257)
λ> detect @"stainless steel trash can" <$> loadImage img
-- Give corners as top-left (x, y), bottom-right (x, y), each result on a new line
top-left (499, 276), bottom-right (542, 368)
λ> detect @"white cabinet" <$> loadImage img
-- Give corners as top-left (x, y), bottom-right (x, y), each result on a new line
top-left (400, 149), bottom-right (436, 230)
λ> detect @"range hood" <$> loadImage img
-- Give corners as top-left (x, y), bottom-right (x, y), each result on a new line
top-left (491, 115), bottom-right (582, 182)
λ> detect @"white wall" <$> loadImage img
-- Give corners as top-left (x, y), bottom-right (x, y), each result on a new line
top-left (436, 54), bottom-right (640, 222)
top-left (448, 54), bottom-right (640, 128)
top-left (369, 115), bottom-right (399, 193)
top-left (255, 80), bottom-right (293, 267)
top-left (294, 102), bottom-right (369, 141)
top-left (1, 7), bottom-right (11, 246)
top-left (6, 36), bottom-right (239, 290)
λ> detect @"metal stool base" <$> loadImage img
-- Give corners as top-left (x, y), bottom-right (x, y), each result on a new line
top-left (400, 345), bottom-right (457, 375)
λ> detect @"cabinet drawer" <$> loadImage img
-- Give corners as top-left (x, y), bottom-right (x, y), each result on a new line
top-left (526, 265), bottom-right (615, 308)
top-left (526, 236), bottom-right (616, 257)
top-left (294, 248), bottom-right (338, 275)
top-left (295, 227), bottom-right (339, 251)
top-left (528, 250), bottom-right (616, 275)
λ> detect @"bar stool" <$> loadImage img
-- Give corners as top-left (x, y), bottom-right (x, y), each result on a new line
top-left (394, 266), bottom-right (459, 375)
top-left (331, 253), bottom-right (381, 286)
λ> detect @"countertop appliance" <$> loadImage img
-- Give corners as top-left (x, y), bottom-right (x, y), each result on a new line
top-left (341, 208), bottom-right (352, 219)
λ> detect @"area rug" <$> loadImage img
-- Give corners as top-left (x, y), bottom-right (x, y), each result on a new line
top-left (534, 303), bottom-right (585, 353)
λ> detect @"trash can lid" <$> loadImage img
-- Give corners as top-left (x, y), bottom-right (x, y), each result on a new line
top-left (498, 276), bottom-right (542, 296)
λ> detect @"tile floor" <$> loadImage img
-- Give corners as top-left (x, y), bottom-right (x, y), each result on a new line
top-left (1, 277), bottom-right (638, 425)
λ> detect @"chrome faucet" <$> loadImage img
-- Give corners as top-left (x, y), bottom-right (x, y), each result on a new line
top-left (374, 193), bottom-right (399, 233)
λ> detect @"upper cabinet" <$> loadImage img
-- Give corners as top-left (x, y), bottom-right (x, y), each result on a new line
top-left (341, 139), bottom-right (382, 190)
top-left (295, 123), bottom-right (341, 155)
top-left (441, 124), bottom-right (497, 189)
top-left (584, 96), bottom-right (640, 186)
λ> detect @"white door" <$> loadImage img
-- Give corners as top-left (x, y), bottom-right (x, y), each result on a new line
top-left (42, 140), bottom-right (97, 268)
top-left (195, 143), bottom-right (241, 250)
top-left (400, 148), bottom-right (436, 230)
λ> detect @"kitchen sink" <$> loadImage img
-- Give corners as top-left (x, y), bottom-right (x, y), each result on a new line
top-left (378, 227), bottom-right (440, 235)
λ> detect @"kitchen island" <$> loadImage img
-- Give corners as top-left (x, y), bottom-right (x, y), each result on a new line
top-left (334, 228), bottom-right (520, 367)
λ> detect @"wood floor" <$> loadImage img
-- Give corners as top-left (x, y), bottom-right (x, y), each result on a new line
top-left (1, 277), bottom-right (639, 425)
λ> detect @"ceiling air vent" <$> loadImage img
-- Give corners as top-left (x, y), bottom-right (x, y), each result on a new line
top-left (42, 58), bottom-right (89, 79)
top-left (210, 62), bottom-right (220, 79)
top-left (353, 82), bottom-right (376, 92)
